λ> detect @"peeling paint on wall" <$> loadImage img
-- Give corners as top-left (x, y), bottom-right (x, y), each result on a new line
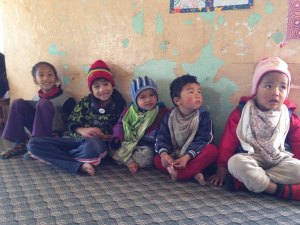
top-left (133, 10), bottom-right (144, 34)
top-left (234, 39), bottom-right (250, 56)
top-left (2, 0), bottom-right (300, 145)
top-left (271, 31), bottom-right (283, 44)
top-left (156, 13), bottom-right (163, 34)
top-left (200, 12), bottom-right (216, 23)
top-left (184, 19), bottom-right (193, 25)
top-left (218, 15), bottom-right (225, 25)
top-left (248, 13), bottom-right (262, 29)
top-left (265, 2), bottom-right (274, 14)
top-left (132, 2), bottom-right (137, 9)
top-left (82, 65), bottom-right (89, 74)
top-left (122, 38), bottom-right (129, 48)
top-left (48, 44), bottom-right (65, 56)
top-left (172, 48), bottom-right (178, 56)
top-left (160, 41), bottom-right (169, 52)
top-left (182, 39), bottom-right (237, 142)
top-left (182, 39), bottom-right (223, 83)
top-left (62, 76), bottom-right (71, 85)
top-left (76, 76), bottom-right (87, 90)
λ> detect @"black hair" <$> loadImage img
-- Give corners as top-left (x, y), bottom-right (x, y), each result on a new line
top-left (170, 74), bottom-right (199, 106)
top-left (31, 61), bottom-right (57, 78)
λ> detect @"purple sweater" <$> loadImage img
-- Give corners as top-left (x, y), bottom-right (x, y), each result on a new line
top-left (112, 102), bottom-right (169, 147)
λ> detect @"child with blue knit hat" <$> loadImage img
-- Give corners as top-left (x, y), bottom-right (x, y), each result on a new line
top-left (110, 76), bottom-right (169, 174)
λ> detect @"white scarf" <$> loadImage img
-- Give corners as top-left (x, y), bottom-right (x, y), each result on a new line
top-left (168, 107), bottom-right (199, 158)
top-left (236, 100), bottom-right (291, 164)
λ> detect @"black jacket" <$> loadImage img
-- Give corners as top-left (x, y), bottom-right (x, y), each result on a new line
top-left (0, 53), bottom-right (9, 98)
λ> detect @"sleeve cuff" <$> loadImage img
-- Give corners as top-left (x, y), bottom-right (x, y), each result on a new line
top-left (187, 150), bottom-right (197, 159)
top-left (158, 148), bottom-right (168, 155)
top-left (68, 123), bottom-right (80, 132)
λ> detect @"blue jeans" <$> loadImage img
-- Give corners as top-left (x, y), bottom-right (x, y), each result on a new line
top-left (28, 136), bottom-right (108, 174)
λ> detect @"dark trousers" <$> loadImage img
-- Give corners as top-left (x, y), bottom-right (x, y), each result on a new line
top-left (28, 136), bottom-right (108, 174)
top-left (1, 98), bottom-right (54, 142)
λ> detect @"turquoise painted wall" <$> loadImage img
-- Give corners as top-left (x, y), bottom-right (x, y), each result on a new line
top-left (1, 0), bottom-right (300, 143)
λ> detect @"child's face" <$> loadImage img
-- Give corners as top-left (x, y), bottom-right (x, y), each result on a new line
top-left (91, 78), bottom-right (113, 102)
top-left (136, 89), bottom-right (158, 111)
top-left (34, 64), bottom-right (58, 93)
top-left (174, 83), bottom-right (202, 115)
top-left (255, 71), bottom-right (288, 111)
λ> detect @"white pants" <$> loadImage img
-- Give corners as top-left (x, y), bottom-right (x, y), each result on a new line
top-left (228, 153), bottom-right (300, 193)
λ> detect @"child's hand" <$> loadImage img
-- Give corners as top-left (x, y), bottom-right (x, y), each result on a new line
top-left (76, 127), bottom-right (111, 140)
top-left (173, 154), bottom-right (191, 169)
top-left (209, 166), bottom-right (227, 186)
top-left (99, 132), bottom-right (112, 141)
top-left (76, 127), bottom-right (102, 138)
top-left (160, 152), bottom-right (175, 168)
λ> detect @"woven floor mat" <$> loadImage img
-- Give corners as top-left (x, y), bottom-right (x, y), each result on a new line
top-left (0, 139), bottom-right (300, 225)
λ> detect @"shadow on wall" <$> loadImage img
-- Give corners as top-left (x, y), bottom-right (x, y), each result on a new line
top-left (109, 64), bottom-right (132, 103)
top-left (202, 86), bottom-right (231, 145)
top-left (155, 78), bottom-right (174, 108)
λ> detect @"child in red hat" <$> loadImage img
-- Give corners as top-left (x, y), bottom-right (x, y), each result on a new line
top-left (27, 60), bottom-right (126, 176)
top-left (209, 57), bottom-right (300, 201)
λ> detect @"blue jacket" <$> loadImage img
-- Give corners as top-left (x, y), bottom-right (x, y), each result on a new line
top-left (155, 106), bottom-right (214, 159)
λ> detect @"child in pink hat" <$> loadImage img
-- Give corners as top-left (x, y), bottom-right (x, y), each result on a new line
top-left (209, 57), bottom-right (300, 201)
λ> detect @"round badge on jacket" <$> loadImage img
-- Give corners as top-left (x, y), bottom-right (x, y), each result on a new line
top-left (99, 108), bottom-right (105, 114)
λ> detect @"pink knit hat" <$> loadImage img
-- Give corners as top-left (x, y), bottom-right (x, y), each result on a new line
top-left (251, 57), bottom-right (291, 96)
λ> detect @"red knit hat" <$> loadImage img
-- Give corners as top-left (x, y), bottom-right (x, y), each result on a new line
top-left (87, 60), bottom-right (115, 90)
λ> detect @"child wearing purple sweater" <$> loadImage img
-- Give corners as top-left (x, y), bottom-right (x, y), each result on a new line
top-left (109, 76), bottom-right (169, 174)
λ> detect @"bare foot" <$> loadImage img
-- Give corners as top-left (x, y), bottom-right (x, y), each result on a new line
top-left (128, 162), bottom-right (139, 174)
top-left (81, 163), bottom-right (95, 176)
top-left (167, 166), bottom-right (177, 181)
top-left (194, 172), bottom-right (206, 185)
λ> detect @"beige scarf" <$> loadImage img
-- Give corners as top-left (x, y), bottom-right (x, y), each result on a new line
top-left (168, 107), bottom-right (199, 158)
top-left (236, 100), bottom-right (291, 164)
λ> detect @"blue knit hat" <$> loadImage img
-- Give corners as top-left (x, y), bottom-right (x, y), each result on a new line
top-left (130, 76), bottom-right (158, 105)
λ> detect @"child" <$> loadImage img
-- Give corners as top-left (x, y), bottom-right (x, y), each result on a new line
top-left (110, 76), bottom-right (169, 174)
top-left (209, 57), bottom-right (300, 201)
top-left (1, 61), bottom-right (76, 159)
top-left (154, 74), bottom-right (219, 185)
top-left (27, 59), bottom-right (126, 176)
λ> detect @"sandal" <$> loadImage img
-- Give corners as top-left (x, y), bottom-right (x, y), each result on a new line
top-left (23, 152), bottom-right (36, 160)
top-left (0, 143), bottom-right (27, 159)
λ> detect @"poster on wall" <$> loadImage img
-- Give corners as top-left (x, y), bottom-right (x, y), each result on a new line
top-left (170, 0), bottom-right (254, 13)
top-left (286, 0), bottom-right (300, 42)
